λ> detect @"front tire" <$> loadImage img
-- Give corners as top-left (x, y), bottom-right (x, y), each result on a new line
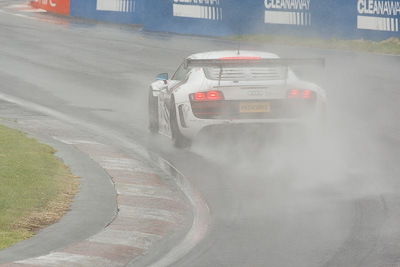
top-left (148, 87), bottom-right (159, 134)
top-left (170, 98), bottom-right (191, 148)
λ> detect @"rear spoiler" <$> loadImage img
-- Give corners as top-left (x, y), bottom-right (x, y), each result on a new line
top-left (184, 58), bottom-right (325, 69)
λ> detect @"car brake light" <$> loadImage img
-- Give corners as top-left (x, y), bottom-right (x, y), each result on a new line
top-left (220, 56), bottom-right (261, 60)
top-left (194, 92), bottom-right (206, 100)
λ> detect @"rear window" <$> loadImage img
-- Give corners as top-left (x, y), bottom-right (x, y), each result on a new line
top-left (204, 67), bottom-right (287, 81)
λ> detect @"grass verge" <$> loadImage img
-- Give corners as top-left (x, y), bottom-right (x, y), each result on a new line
top-left (0, 124), bottom-right (79, 250)
top-left (226, 35), bottom-right (400, 55)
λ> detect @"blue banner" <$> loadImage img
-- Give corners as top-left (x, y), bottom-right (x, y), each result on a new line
top-left (70, 0), bottom-right (143, 25)
top-left (69, 0), bottom-right (400, 40)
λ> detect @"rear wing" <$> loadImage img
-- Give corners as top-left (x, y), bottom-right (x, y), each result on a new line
top-left (184, 57), bottom-right (325, 69)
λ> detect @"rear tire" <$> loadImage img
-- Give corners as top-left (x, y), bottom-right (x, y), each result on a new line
top-left (170, 99), bottom-right (191, 148)
top-left (148, 87), bottom-right (159, 134)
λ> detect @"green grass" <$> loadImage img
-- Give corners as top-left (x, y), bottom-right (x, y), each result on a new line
top-left (226, 35), bottom-right (400, 55)
top-left (0, 124), bottom-right (78, 249)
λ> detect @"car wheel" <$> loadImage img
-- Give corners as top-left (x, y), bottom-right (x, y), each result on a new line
top-left (148, 87), bottom-right (159, 134)
top-left (170, 98), bottom-right (191, 148)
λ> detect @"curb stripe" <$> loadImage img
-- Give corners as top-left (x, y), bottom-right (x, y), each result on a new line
top-left (107, 170), bottom-right (166, 187)
top-left (93, 156), bottom-right (156, 173)
top-left (0, 92), bottom-right (207, 266)
top-left (61, 241), bottom-right (143, 263)
top-left (109, 216), bottom-right (176, 235)
top-left (89, 229), bottom-right (161, 249)
top-left (115, 183), bottom-right (180, 201)
top-left (117, 195), bottom-right (185, 213)
top-left (117, 205), bottom-right (181, 223)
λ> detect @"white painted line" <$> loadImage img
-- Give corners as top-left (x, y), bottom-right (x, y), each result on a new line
top-left (52, 136), bottom-right (102, 145)
top-left (16, 252), bottom-right (119, 266)
top-left (89, 229), bottom-right (161, 249)
top-left (21, 9), bottom-right (47, 13)
top-left (0, 9), bottom-right (68, 25)
top-left (9, 4), bottom-right (47, 13)
top-left (9, 4), bottom-right (30, 8)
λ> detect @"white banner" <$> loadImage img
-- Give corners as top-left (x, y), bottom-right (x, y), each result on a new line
top-left (173, 3), bottom-right (222, 20)
top-left (357, 16), bottom-right (399, 31)
top-left (265, 11), bottom-right (310, 25)
top-left (97, 0), bottom-right (135, 12)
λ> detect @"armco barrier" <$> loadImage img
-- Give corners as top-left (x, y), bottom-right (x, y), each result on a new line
top-left (32, 0), bottom-right (400, 40)
top-left (30, 0), bottom-right (69, 15)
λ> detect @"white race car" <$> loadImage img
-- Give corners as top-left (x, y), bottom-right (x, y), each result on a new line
top-left (148, 50), bottom-right (326, 147)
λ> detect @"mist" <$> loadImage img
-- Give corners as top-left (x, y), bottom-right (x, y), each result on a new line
top-left (188, 49), bottom-right (396, 217)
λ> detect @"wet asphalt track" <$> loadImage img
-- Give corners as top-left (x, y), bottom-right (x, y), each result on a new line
top-left (1, 1), bottom-right (400, 266)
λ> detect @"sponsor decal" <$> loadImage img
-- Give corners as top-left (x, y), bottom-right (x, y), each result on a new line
top-left (264, 0), bottom-right (311, 26)
top-left (32, 0), bottom-right (56, 7)
top-left (30, 0), bottom-right (69, 15)
top-left (357, 0), bottom-right (399, 32)
top-left (97, 0), bottom-right (136, 12)
top-left (247, 90), bottom-right (264, 96)
top-left (173, 0), bottom-right (222, 20)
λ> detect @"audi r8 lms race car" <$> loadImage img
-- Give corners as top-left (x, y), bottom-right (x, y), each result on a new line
top-left (148, 50), bottom-right (326, 148)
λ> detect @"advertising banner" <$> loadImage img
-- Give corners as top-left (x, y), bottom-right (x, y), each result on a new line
top-left (30, 0), bottom-right (70, 15)
top-left (70, 0), bottom-right (143, 25)
top-left (143, 0), bottom-right (239, 36)
top-left (357, 0), bottom-right (400, 37)
top-left (144, 0), bottom-right (399, 40)
top-left (67, 0), bottom-right (400, 40)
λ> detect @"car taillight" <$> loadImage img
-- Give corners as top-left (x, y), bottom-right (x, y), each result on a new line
top-left (207, 91), bottom-right (223, 100)
top-left (190, 91), bottom-right (224, 119)
top-left (302, 90), bottom-right (314, 99)
top-left (194, 92), bottom-right (206, 100)
top-left (287, 89), bottom-right (300, 98)
top-left (191, 91), bottom-right (224, 101)
top-left (287, 89), bottom-right (315, 99)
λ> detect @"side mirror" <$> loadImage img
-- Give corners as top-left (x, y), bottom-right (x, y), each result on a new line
top-left (156, 73), bottom-right (168, 81)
